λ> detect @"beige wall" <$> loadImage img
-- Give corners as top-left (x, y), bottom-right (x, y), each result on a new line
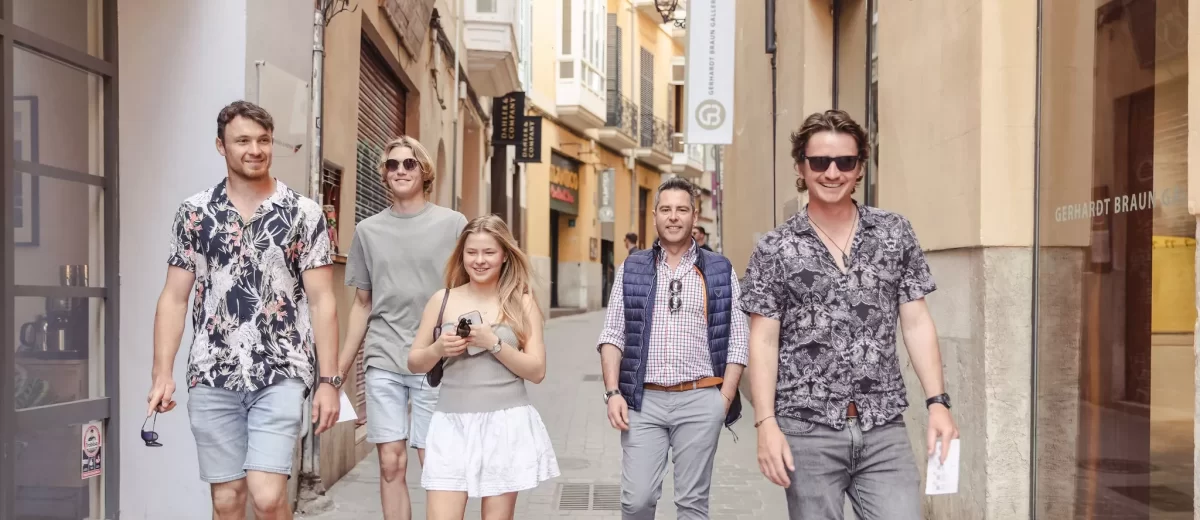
top-left (723, 0), bottom-right (832, 273)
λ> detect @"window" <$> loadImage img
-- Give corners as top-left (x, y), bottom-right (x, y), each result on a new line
top-left (558, 0), bottom-right (605, 93)
top-left (476, 0), bottom-right (496, 13)
top-left (320, 162), bottom-right (343, 256)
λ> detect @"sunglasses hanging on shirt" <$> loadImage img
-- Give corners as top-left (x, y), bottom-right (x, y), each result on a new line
top-left (668, 279), bottom-right (682, 313)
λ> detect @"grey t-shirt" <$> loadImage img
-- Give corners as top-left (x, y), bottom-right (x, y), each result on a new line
top-left (345, 203), bottom-right (468, 375)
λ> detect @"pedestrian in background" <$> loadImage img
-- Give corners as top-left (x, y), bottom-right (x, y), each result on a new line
top-left (407, 214), bottom-right (560, 520)
top-left (692, 225), bottom-right (713, 251)
top-left (741, 109), bottom-right (959, 519)
top-left (336, 135), bottom-right (468, 520)
top-left (625, 231), bottom-right (640, 255)
top-left (597, 177), bottom-right (750, 520)
top-left (145, 100), bottom-right (340, 519)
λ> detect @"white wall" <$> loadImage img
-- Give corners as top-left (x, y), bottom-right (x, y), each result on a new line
top-left (117, 1), bottom-right (247, 518)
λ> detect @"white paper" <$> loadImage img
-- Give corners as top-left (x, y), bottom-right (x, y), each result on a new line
top-left (337, 391), bottom-right (358, 423)
top-left (925, 439), bottom-right (960, 495)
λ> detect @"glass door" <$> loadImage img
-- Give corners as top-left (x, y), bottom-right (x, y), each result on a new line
top-left (2, 0), bottom-right (119, 518)
top-left (1034, 0), bottom-right (1192, 518)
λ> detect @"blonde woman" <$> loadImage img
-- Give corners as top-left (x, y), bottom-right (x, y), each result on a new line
top-left (408, 215), bottom-right (560, 519)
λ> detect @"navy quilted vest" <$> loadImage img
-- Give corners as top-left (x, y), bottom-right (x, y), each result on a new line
top-left (619, 245), bottom-right (743, 429)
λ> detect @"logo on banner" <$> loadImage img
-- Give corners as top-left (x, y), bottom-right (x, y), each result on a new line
top-left (695, 100), bottom-right (726, 130)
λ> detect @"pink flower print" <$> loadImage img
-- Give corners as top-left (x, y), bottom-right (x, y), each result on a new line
top-left (186, 212), bottom-right (203, 232)
top-left (228, 221), bottom-right (243, 243)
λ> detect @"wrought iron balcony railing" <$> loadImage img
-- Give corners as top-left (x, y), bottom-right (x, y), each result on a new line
top-left (605, 92), bottom-right (638, 140)
top-left (639, 111), bottom-right (672, 155)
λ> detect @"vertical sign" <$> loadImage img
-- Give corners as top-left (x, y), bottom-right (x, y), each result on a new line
top-left (81, 421), bottom-right (103, 479)
top-left (515, 116), bottom-right (543, 163)
top-left (598, 168), bottom-right (615, 222)
top-left (492, 92), bottom-right (526, 145)
top-left (685, 0), bottom-right (735, 144)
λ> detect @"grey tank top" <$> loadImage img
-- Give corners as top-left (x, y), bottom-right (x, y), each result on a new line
top-left (435, 323), bottom-right (530, 413)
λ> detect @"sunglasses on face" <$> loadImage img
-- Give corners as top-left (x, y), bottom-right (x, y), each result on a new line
top-left (803, 155), bottom-right (860, 172)
top-left (668, 279), bottom-right (682, 314)
top-left (141, 412), bottom-right (162, 447)
top-left (385, 158), bottom-right (420, 173)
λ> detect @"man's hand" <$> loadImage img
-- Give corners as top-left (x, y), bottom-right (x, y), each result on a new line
top-left (927, 404), bottom-right (959, 464)
top-left (721, 388), bottom-right (734, 414)
top-left (756, 420), bottom-right (794, 487)
top-left (312, 383), bottom-right (340, 435)
top-left (606, 394), bottom-right (629, 431)
top-left (146, 376), bottom-right (177, 416)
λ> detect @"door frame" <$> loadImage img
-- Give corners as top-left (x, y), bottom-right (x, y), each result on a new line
top-left (1, 1), bottom-right (121, 517)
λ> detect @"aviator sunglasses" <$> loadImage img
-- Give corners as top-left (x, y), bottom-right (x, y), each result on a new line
top-left (141, 412), bottom-right (162, 447)
top-left (385, 157), bottom-right (420, 172)
top-left (802, 155), bottom-right (861, 172)
top-left (668, 279), bottom-right (682, 314)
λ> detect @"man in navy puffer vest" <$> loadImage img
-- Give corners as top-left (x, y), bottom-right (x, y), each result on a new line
top-left (595, 178), bottom-right (750, 520)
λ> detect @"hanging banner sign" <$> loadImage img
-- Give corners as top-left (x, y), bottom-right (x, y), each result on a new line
top-left (685, 0), bottom-right (735, 144)
top-left (492, 91), bottom-right (526, 145)
top-left (515, 116), bottom-right (543, 163)
top-left (598, 168), bottom-right (615, 222)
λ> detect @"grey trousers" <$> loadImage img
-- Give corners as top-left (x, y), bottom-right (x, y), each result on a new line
top-left (620, 387), bottom-right (725, 520)
top-left (778, 415), bottom-right (921, 520)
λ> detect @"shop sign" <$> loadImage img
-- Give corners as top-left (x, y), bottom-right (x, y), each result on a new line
top-left (549, 163), bottom-right (579, 214)
top-left (515, 115), bottom-right (542, 163)
top-left (1053, 185), bottom-right (1186, 223)
top-left (492, 92), bottom-right (525, 145)
top-left (81, 420), bottom-right (103, 479)
top-left (685, 0), bottom-right (735, 144)
top-left (598, 168), bottom-right (615, 222)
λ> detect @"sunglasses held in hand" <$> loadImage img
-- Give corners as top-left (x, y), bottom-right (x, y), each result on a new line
top-left (141, 412), bottom-right (162, 447)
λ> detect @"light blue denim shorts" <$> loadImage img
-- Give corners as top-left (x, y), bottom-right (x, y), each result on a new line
top-left (365, 367), bottom-right (439, 448)
top-left (187, 378), bottom-right (307, 483)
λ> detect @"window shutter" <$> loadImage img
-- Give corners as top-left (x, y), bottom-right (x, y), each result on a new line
top-left (639, 47), bottom-right (654, 147)
top-left (356, 37), bottom-right (407, 225)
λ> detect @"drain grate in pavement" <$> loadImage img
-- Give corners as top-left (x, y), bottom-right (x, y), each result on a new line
top-left (556, 482), bottom-right (622, 511)
top-left (582, 374), bottom-right (601, 381)
top-left (592, 484), bottom-right (621, 510)
top-left (558, 483), bottom-right (591, 510)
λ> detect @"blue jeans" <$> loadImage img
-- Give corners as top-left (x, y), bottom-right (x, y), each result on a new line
top-left (187, 378), bottom-right (306, 483)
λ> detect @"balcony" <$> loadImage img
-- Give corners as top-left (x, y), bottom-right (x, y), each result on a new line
top-left (672, 142), bottom-right (705, 178)
top-left (632, 0), bottom-right (664, 21)
top-left (634, 112), bottom-right (673, 166)
top-left (556, 58), bottom-right (607, 132)
top-left (464, 0), bottom-right (521, 96)
top-left (594, 92), bottom-right (638, 151)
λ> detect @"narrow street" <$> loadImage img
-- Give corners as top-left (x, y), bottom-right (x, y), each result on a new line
top-left (300, 310), bottom-right (792, 519)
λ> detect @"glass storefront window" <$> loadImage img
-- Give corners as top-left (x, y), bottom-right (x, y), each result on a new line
top-left (1036, 0), bottom-right (1192, 518)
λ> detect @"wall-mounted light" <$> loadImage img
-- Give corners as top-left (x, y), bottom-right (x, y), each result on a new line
top-left (655, 0), bottom-right (686, 29)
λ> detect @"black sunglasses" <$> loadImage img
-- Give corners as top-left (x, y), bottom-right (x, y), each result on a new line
top-left (668, 279), bottom-right (682, 314)
top-left (141, 412), bottom-right (162, 447)
top-left (803, 155), bottom-right (860, 172)
top-left (385, 158), bottom-right (420, 172)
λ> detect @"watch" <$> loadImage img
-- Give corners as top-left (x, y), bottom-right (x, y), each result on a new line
top-left (603, 389), bottom-right (620, 404)
top-left (489, 337), bottom-right (504, 354)
top-left (319, 375), bottom-right (344, 390)
top-left (926, 393), bottom-right (951, 410)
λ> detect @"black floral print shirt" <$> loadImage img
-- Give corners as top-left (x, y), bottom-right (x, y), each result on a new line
top-left (739, 204), bottom-right (937, 431)
top-left (167, 179), bottom-right (332, 392)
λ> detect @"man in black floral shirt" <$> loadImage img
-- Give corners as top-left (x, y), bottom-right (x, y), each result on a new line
top-left (145, 101), bottom-right (341, 519)
top-left (741, 110), bottom-right (958, 520)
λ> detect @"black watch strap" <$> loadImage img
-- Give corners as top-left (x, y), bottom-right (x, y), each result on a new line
top-left (926, 393), bottom-right (951, 409)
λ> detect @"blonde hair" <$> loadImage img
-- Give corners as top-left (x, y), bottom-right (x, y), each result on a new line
top-left (443, 215), bottom-right (539, 347)
top-left (378, 136), bottom-right (435, 196)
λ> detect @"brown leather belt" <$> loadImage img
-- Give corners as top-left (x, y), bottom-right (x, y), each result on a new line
top-left (846, 402), bottom-right (858, 418)
top-left (644, 376), bottom-right (723, 392)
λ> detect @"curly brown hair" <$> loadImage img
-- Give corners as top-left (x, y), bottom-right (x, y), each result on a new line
top-left (217, 100), bottom-right (274, 142)
top-left (788, 109), bottom-right (869, 193)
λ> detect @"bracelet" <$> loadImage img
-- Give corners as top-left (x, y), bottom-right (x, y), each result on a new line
top-left (754, 416), bottom-right (776, 428)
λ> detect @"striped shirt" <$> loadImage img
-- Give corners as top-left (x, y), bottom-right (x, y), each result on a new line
top-left (597, 242), bottom-right (750, 386)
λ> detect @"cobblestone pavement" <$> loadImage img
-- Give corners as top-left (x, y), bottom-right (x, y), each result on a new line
top-left (299, 310), bottom-right (800, 520)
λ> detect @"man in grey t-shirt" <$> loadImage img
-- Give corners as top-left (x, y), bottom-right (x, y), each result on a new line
top-left (337, 137), bottom-right (467, 520)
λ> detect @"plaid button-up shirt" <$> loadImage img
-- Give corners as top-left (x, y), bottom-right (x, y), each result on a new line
top-left (597, 242), bottom-right (750, 386)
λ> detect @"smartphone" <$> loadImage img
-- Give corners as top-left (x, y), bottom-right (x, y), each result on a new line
top-left (458, 311), bottom-right (486, 355)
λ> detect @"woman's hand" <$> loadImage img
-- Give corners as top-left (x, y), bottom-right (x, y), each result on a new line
top-left (467, 324), bottom-right (500, 350)
top-left (435, 330), bottom-right (470, 358)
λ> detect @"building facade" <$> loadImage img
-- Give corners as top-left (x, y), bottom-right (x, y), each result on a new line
top-left (723, 0), bottom-right (1198, 518)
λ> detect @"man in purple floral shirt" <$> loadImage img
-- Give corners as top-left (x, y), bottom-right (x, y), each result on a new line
top-left (145, 100), bottom-right (341, 519)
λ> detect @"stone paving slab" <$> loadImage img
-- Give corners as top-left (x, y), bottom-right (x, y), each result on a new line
top-left (298, 311), bottom-right (811, 519)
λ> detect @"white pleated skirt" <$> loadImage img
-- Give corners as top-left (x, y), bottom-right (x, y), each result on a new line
top-left (421, 405), bottom-right (561, 497)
